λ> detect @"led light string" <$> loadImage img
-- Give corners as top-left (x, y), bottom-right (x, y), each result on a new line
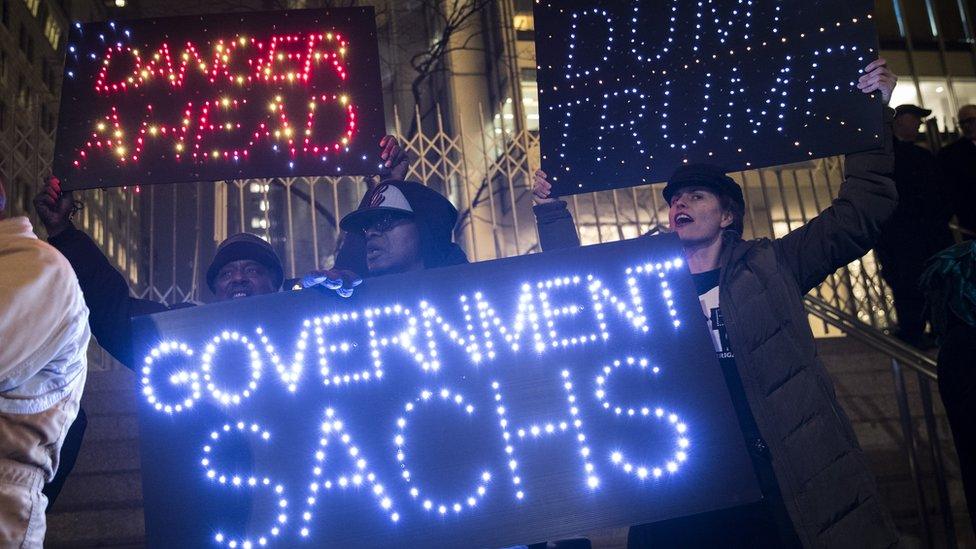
top-left (204, 421), bottom-right (284, 549)
top-left (395, 388), bottom-right (491, 515)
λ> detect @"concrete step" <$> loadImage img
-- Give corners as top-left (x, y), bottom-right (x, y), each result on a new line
top-left (81, 365), bottom-right (139, 393)
top-left (50, 471), bottom-right (143, 511)
top-left (45, 507), bottom-right (144, 547)
top-left (819, 336), bottom-right (974, 547)
top-left (80, 388), bottom-right (139, 416)
top-left (71, 439), bottom-right (141, 475)
top-left (83, 414), bottom-right (140, 442)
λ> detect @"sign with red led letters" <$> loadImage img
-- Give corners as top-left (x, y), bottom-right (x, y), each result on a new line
top-left (132, 235), bottom-right (761, 548)
top-left (54, 8), bottom-right (386, 190)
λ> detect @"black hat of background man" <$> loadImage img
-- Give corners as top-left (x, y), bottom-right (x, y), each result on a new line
top-left (339, 180), bottom-right (468, 271)
top-left (206, 232), bottom-right (284, 292)
top-left (895, 104), bottom-right (933, 119)
top-left (662, 163), bottom-right (744, 210)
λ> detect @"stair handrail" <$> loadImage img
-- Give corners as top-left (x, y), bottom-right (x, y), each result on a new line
top-left (803, 294), bottom-right (937, 380)
top-left (804, 294), bottom-right (958, 548)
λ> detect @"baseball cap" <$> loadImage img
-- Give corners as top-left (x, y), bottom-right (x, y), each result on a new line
top-left (339, 182), bottom-right (415, 233)
top-left (895, 104), bottom-right (933, 118)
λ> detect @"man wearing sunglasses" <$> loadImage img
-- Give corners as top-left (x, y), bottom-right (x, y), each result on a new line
top-left (939, 104), bottom-right (976, 236)
top-left (303, 180), bottom-right (468, 292)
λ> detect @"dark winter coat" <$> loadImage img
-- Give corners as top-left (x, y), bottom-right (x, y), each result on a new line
top-left (533, 112), bottom-right (900, 547)
top-left (938, 137), bottom-right (976, 234)
top-left (49, 225), bottom-right (175, 369)
top-left (875, 138), bottom-right (953, 267)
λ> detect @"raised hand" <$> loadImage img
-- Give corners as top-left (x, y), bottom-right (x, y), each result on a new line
top-left (857, 58), bottom-right (898, 105)
top-left (32, 176), bottom-right (75, 238)
top-left (532, 169), bottom-right (556, 205)
top-left (379, 135), bottom-right (409, 181)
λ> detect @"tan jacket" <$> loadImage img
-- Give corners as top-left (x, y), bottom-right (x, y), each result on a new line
top-left (0, 217), bottom-right (90, 548)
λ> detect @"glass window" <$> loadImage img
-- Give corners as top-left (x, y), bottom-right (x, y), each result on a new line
top-left (44, 16), bottom-right (60, 50)
top-left (934, 0), bottom-right (969, 44)
top-left (520, 68), bottom-right (539, 132)
top-left (876, 0), bottom-right (905, 43)
top-left (16, 74), bottom-right (28, 108)
top-left (900, 0), bottom-right (939, 44)
top-left (24, 0), bottom-right (39, 17)
top-left (888, 76), bottom-right (976, 131)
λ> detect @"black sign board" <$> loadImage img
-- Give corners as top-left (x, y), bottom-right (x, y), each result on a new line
top-left (133, 235), bottom-right (761, 548)
top-left (55, 8), bottom-right (385, 190)
top-left (534, 0), bottom-right (882, 195)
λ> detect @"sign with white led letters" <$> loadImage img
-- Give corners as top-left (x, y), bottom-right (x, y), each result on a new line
top-left (54, 8), bottom-right (385, 190)
top-left (133, 235), bottom-right (761, 548)
top-left (534, 0), bottom-right (882, 195)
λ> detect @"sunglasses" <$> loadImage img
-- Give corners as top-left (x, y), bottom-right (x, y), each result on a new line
top-left (361, 212), bottom-right (412, 235)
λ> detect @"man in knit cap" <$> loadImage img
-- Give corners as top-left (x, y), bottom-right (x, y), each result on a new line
top-left (29, 135), bottom-right (412, 502)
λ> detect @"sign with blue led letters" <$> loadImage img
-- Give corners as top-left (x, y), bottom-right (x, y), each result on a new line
top-left (133, 235), bottom-right (761, 548)
top-left (534, 0), bottom-right (882, 195)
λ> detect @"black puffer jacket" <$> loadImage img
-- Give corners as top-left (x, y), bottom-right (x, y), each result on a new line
top-left (533, 111), bottom-right (900, 547)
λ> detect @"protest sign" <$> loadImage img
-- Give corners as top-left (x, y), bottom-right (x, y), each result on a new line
top-left (535, 0), bottom-right (881, 195)
top-left (55, 8), bottom-right (385, 190)
top-left (133, 235), bottom-right (761, 547)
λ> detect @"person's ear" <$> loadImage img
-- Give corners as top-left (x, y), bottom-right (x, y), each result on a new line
top-left (720, 210), bottom-right (733, 229)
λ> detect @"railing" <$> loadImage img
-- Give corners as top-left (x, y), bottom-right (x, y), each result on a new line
top-left (950, 222), bottom-right (976, 240)
top-left (804, 295), bottom-right (960, 549)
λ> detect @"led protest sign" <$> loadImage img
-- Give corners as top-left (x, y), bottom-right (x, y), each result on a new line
top-left (54, 8), bottom-right (385, 190)
top-left (132, 235), bottom-right (761, 548)
top-left (534, 0), bottom-right (882, 195)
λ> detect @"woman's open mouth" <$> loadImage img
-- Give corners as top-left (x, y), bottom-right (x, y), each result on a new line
top-left (674, 213), bottom-right (694, 227)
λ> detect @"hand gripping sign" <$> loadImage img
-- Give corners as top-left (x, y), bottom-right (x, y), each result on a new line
top-left (133, 235), bottom-right (761, 548)
top-left (54, 8), bottom-right (386, 190)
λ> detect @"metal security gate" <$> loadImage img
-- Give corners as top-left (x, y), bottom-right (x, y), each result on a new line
top-left (67, 103), bottom-right (895, 334)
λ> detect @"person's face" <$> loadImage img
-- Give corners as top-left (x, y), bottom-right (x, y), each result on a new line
top-left (213, 259), bottom-right (276, 301)
top-left (893, 113), bottom-right (923, 142)
top-left (364, 213), bottom-right (424, 276)
top-left (668, 187), bottom-right (732, 245)
top-left (959, 106), bottom-right (976, 140)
